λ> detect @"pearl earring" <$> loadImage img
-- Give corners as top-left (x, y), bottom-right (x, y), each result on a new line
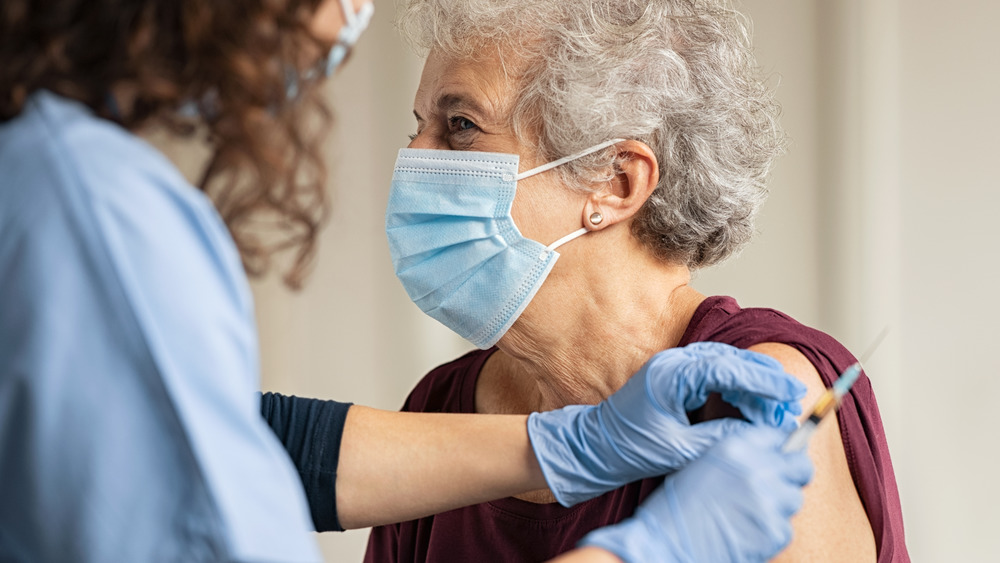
top-left (589, 212), bottom-right (604, 226)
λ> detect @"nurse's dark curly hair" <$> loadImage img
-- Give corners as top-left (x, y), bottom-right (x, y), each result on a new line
top-left (0, 0), bottom-right (332, 288)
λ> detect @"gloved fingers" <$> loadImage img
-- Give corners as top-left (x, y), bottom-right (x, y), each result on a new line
top-left (705, 353), bottom-right (807, 401)
top-left (747, 427), bottom-right (814, 484)
top-left (722, 344), bottom-right (788, 372)
top-left (781, 449), bottom-right (815, 487)
top-left (640, 343), bottom-right (753, 409)
top-left (676, 341), bottom-right (739, 357)
top-left (638, 344), bottom-right (804, 421)
top-left (779, 484), bottom-right (806, 520)
top-left (654, 418), bottom-right (755, 469)
top-left (753, 462), bottom-right (807, 514)
top-left (719, 389), bottom-right (802, 430)
top-left (673, 353), bottom-right (804, 415)
top-left (727, 353), bottom-right (806, 427)
top-left (682, 417), bottom-right (754, 454)
top-left (765, 517), bottom-right (796, 557)
top-left (730, 424), bottom-right (789, 451)
top-left (736, 467), bottom-right (803, 539)
top-left (736, 427), bottom-right (814, 494)
top-left (684, 341), bottom-right (787, 373)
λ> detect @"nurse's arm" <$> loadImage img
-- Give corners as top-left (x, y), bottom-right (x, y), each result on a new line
top-left (264, 398), bottom-right (624, 561)
top-left (334, 405), bottom-right (548, 528)
top-left (261, 393), bottom-right (553, 530)
top-left (337, 408), bottom-right (624, 562)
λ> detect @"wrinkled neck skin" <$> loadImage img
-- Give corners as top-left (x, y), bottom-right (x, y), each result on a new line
top-left (478, 230), bottom-right (706, 415)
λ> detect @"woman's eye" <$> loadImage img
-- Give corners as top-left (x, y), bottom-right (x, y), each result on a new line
top-left (448, 116), bottom-right (478, 134)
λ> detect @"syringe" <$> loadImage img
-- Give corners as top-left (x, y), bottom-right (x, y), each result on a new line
top-left (782, 327), bottom-right (888, 453)
top-left (781, 363), bottom-right (862, 452)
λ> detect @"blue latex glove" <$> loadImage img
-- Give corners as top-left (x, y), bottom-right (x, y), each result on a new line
top-left (580, 425), bottom-right (814, 563)
top-left (527, 342), bottom-right (805, 506)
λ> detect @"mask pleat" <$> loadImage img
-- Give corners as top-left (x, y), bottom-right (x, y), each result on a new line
top-left (386, 180), bottom-right (510, 219)
top-left (397, 235), bottom-right (508, 301)
top-left (388, 216), bottom-right (497, 261)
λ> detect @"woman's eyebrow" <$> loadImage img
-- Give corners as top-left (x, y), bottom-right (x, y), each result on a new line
top-left (413, 93), bottom-right (485, 122)
top-left (437, 93), bottom-right (490, 118)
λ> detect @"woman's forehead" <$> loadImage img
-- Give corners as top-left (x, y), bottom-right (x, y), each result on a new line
top-left (413, 48), bottom-right (518, 120)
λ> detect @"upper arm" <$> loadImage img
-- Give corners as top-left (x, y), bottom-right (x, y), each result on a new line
top-left (747, 343), bottom-right (876, 562)
top-left (260, 392), bottom-right (353, 532)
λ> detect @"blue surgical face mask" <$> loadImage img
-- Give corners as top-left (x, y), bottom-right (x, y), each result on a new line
top-left (289, 0), bottom-right (374, 98)
top-left (173, 1), bottom-right (374, 118)
top-left (322, 0), bottom-right (375, 76)
top-left (246, 0), bottom-right (374, 103)
top-left (385, 139), bottom-right (624, 349)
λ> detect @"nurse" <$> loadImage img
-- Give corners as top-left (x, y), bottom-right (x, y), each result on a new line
top-left (0, 1), bottom-right (811, 562)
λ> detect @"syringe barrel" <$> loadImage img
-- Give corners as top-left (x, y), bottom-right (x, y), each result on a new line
top-left (782, 417), bottom-right (819, 452)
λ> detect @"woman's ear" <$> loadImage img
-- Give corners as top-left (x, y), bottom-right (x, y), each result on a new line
top-left (582, 140), bottom-right (659, 231)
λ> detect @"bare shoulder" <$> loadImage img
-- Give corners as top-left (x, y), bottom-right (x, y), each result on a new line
top-left (747, 343), bottom-right (821, 389)
top-left (748, 343), bottom-right (876, 562)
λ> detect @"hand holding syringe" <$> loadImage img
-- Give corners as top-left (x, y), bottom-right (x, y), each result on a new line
top-left (782, 328), bottom-right (888, 453)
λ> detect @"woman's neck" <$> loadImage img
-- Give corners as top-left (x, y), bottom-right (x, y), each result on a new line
top-left (477, 259), bottom-right (705, 414)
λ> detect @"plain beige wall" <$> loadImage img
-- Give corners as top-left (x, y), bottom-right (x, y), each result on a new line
top-left (229, 0), bottom-right (999, 560)
top-left (896, 1), bottom-right (1000, 558)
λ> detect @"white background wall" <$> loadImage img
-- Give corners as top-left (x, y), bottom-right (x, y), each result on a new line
top-left (242, 0), bottom-right (1000, 560)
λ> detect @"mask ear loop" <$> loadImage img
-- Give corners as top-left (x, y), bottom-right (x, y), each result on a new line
top-left (515, 138), bottom-right (626, 181)
top-left (339, 0), bottom-right (375, 42)
top-left (544, 228), bottom-right (589, 252)
top-left (339, 0), bottom-right (358, 26)
top-left (324, 1), bottom-right (375, 76)
top-left (516, 138), bottom-right (626, 254)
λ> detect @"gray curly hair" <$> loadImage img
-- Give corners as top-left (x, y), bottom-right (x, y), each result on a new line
top-left (398, 0), bottom-right (784, 268)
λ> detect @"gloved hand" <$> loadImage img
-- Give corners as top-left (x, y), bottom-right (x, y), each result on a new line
top-left (527, 342), bottom-right (805, 505)
top-left (580, 425), bottom-right (813, 563)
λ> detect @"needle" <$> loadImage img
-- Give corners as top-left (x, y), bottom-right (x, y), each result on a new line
top-left (781, 327), bottom-right (889, 452)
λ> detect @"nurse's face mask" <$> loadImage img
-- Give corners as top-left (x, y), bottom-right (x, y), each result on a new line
top-left (166, 0), bottom-right (372, 119)
top-left (385, 139), bottom-right (623, 349)
top-left (312, 0), bottom-right (375, 78)
top-left (288, 0), bottom-right (374, 98)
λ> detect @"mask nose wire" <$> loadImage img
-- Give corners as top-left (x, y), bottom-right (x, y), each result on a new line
top-left (514, 138), bottom-right (625, 181)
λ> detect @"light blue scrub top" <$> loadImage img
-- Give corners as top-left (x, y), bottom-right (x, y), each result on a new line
top-left (0, 92), bottom-right (321, 562)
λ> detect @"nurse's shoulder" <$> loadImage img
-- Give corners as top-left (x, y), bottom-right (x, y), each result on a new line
top-left (0, 90), bottom-right (253, 324)
top-left (0, 92), bottom-right (322, 563)
top-left (0, 90), bottom-right (205, 215)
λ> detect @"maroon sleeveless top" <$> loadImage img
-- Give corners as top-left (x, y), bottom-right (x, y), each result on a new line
top-left (365, 296), bottom-right (908, 562)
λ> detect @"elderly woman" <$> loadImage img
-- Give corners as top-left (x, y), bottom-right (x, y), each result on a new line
top-left (0, 0), bottom-right (815, 561)
top-left (367, 0), bottom-right (908, 561)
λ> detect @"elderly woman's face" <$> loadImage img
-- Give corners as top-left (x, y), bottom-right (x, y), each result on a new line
top-left (408, 49), bottom-right (592, 249)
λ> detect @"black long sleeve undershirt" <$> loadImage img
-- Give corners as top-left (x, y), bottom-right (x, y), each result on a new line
top-left (260, 392), bottom-right (352, 532)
